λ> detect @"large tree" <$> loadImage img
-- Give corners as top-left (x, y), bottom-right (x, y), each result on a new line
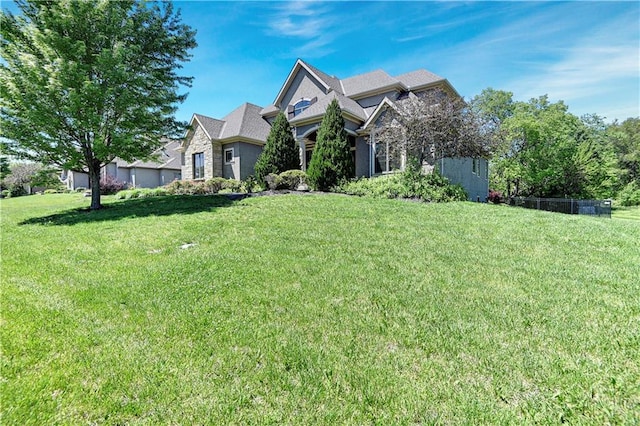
top-left (254, 111), bottom-right (299, 183)
top-left (0, 0), bottom-right (196, 209)
top-left (375, 90), bottom-right (492, 169)
top-left (607, 117), bottom-right (640, 186)
top-left (306, 99), bottom-right (354, 191)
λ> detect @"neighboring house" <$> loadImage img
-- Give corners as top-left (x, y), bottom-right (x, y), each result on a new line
top-left (62, 139), bottom-right (182, 190)
top-left (181, 59), bottom-right (489, 200)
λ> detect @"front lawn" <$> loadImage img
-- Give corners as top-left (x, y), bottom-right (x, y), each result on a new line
top-left (1, 193), bottom-right (639, 424)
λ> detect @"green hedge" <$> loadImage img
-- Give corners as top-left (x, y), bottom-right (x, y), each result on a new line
top-left (335, 171), bottom-right (467, 202)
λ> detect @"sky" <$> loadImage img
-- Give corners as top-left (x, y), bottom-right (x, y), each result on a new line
top-left (3, 1), bottom-right (639, 124)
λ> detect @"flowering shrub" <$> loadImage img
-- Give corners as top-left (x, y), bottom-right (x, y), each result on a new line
top-left (488, 190), bottom-right (503, 204)
top-left (100, 174), bottom-right (128, 194)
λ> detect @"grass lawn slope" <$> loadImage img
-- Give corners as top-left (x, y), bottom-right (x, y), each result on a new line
top-left (2, 193), bottom-right (639, 424)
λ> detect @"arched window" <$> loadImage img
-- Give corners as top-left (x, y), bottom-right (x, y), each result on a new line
top-left (293, 99), bottom-right (311, 117)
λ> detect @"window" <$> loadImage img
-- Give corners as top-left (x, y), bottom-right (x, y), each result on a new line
top-left (193, 152), bottom-right (204, 179)
top-left (293, 99), bottom-right (311, 117)
top-left (224, 148), bottom-right (234, 164)
top-left (472, 158), bottom-right (478, 175)
top-left (373, 141), bottom-right (400, 174)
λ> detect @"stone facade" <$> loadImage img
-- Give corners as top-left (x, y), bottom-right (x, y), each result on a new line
top-left (183, 125), bottom-right (216, 179)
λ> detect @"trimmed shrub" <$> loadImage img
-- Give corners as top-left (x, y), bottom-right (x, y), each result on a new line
top-left (44, 189), bottom-right (60, 194)
top-left (277, 170), bottom-right (307, 190)
top-left (115, 188), bottom-right (165, 199)
top-left (336, 170), bottom-right (467, 203)
top-left (151, 187), bottom-right (168, 197)
top-left (75, 187), bottom-right (87, 192)
top-left (7, 185), bottom-right (27, 197)
top-left (241, 175), bottom-right (261, 193)
top-left (165, 178), bottom-right (242, 195)
top-left (264, 173), bottom-right (280, 190)
top-left (204, 177), bottom-right (228, 194)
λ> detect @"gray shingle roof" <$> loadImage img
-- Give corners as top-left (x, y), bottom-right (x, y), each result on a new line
top-left (395, 69), bottom-right (444, 90)
top-left (193, 113), bottom-right (225, 139)
top-left (340, 69), bottom-right (403, 97)
top-left (301, 60), bottom-right (344, 95)
top-left (220, 103), bottom-right (271, 142)
top-left (289, 91), bottom-right (367, 124)
top-left (120, 139), bottom-right (182, 170)
top-left (260, 104), bottom-right (280, 116)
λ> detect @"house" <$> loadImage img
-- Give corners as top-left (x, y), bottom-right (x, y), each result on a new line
top-left (62, 139), bottom-right (182, 190)
top-left (180, 59), bottom-right (489, 200)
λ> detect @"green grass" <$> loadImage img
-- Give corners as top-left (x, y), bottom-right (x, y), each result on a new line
top-left (2, 193), bottom-right (639, 424)
top-left (613, 205), bottom-right (640, 221)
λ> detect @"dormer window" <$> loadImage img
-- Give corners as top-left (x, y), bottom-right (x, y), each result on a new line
top-left (293, 99), bottom-right (311, 117)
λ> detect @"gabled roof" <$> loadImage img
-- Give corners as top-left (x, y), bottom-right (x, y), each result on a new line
top-left (219, 103), bottom-right (271, 143)
top-left (192, 113), bottom-right (225, 140)
top-left (359, 97), bottom-right (401, 132)
top-left (289, 91), bottom-right (367, 124)
top-left (273, 59), bottom-right (340, 108)
top-left (341, 69), bottom-right (405, 98)
top-left (117, 139), bottom-right (182, 170)
top-left (303, 60), bottom-right (343, 94)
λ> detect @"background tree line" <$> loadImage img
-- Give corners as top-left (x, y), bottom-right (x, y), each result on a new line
top-left (471, 88), bottom-right (639, 205)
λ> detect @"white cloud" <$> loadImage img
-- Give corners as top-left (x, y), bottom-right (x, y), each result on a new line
top-left (266, 2), bottom-right (339, 57)
top-left (504, 11), bottom-right (639, 120)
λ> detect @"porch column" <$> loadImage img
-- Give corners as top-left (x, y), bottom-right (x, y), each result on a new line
top-left (298, 138), bottom-right (306, 171)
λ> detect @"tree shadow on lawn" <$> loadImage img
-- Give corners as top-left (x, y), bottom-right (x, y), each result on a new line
top-left (19, 194), bottom-right (241, 226)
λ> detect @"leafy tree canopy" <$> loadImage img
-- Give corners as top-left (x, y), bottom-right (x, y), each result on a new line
top-left (472, 92), bottom-right (627, 199)
top-left (374, 90), bottom-right (493, 169)
top-left (0, 0), bottom-right (196, 209)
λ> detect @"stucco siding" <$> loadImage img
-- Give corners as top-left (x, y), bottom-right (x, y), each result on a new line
top-left (294, 123), bottom-right (320, 139)
top-left (355, 91), bottom-right (398, 109)
top-left (68, 171), bottom-right (89, 190)
top-left (355, 137), bottom-right (370, 177)
top-left (222, 142), bottom-right (240, 180)
top-left (130, 168), bottom-right (160, 188)
top-left (436, 157), bottom-right (489, 201)
top-left (281, 69), bottom-right (326, 109)
top-left (160, 169), bottom-right (181, 186)
top-left (239, 143), bottom-right (264, 179)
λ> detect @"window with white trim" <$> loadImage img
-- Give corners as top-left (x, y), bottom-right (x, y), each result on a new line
top-left (224, 148), bottom-right (234, 164)
top-left (293, 99), bottom-right (311, 117)
top-left (373, 140), bottom-right (401, 174)
top-left (193, 152), bottom-right (204, 179)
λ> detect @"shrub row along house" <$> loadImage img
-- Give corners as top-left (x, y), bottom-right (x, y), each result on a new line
top-left (181, 59), bottom-right (488, 200)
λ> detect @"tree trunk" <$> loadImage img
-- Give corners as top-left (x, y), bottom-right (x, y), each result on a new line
top-left (89, 166), bottom-right (102, 210)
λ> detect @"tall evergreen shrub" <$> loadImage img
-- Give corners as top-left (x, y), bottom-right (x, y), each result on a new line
top-left (254, 112), bottom-right (300, 182)
top-left (307, 99), bottom-right (354, 190)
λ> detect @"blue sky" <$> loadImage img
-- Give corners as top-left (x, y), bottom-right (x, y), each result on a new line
top-left (3, 1), bottom-right (639, 123)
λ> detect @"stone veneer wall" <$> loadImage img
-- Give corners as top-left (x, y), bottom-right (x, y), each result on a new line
top-left (183, 124), bottom-right (223, 180)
